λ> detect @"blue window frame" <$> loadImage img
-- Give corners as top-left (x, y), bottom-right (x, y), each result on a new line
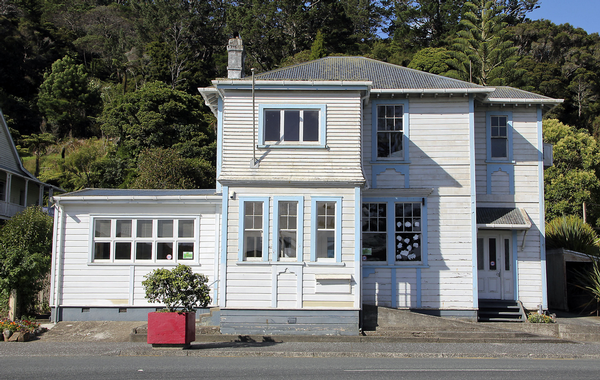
top-left (310, 197), bottom-right (342, 262)
top-left (258, 104), bottom-right (327, 148)
top-left (486, 111), bottom-right (513, 162)
top-left (238, 197), bottom-right (270, 261)
top-left (273, 196), bottom-right (304, 262)
top-left (362, 197), bottom-right (428, 266)
top-left (372, 100), bottom-right (409, 162)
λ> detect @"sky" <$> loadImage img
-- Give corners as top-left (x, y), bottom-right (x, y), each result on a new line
top-left (528, 0), bottom-right (600, 35)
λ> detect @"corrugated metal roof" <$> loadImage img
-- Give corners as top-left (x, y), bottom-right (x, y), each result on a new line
top-left (255, 57), bottom-right (485, 90)
top-left (56, 188), bottom-right (218, 198)
top-left (477, 208), bottom-right (530, 228)
top-left (485, 86), bottom-right (558, 101)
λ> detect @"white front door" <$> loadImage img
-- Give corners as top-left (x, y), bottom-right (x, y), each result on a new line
top-left (477, 231), bottom-right (514, 300)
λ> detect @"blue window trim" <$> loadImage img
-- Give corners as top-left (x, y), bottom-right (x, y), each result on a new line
top-left (238, 197), bottom-right (270, 262)
top-left (486, 164), bottom-right (515, 195)
top-left (310, 197), bottom-right (342, 263)
top-left (273, 196), bottom-right (304, 263)
top-left (372, 164), bottom-right (410, 189)
top-left (258, 104), bottom-right (327, 148)
top-left (371, 99), bottom-right (410, 163)
top-left (362, 197), bottom-right (428, 267)
top-left (486, 111), bottom-right (513, 163)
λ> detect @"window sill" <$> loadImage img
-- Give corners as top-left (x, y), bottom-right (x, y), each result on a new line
top-left (88, 262), bottom-right (200, 266)
top-left (371, 160), bottom-right (410, 165)
top-left (363, 263), bottom-right (429, 269)
top-left (258, 144), bottom-right (327, 149)
top-left (485, 160), bottom-right (515, 164)
top-left (305, 262), bottom-right (346, 267)
top-left (235, 261), bottom-right (305, 266)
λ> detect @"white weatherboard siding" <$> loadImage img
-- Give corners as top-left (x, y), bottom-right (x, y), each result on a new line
top-left (51, 202), bottom-right (220, 309)
top-left (220, 91), bottom-right (364, 183)
top-left (474, 106), bottom-right (544, 310)
top-left (362, 96), bottom-right (475, 311)
top-left (224, 186), bottom-right (357, 309)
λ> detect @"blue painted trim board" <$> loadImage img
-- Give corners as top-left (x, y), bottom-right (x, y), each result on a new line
top-left (513, 230), bottom-right (519, 300)
top-left (391, 268), bottom-right (397, 308)
top-left (538, 106), bottom-right (548, 309)
top-left (354, 187), bottom-right (362, 308)
top-left (371, 164), bottom-right (409, 189)
top-left (486, 164), bottom-right (515, 195)
top-left (416, 268), bottom-right (422, 308)
top-left (469, 95), bottom-right (478, 309)
top-left (220, 185), bottom-right (228, 307)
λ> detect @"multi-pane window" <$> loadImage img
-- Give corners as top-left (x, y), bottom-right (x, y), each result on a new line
top-left (92, 218), bottom-right (196, 263)
top-left (264, 109), bottom-right (320, 143)
top-left (316, 201), bottom-right (336, 259)
top-left (377, 105), bottom-right (404, 158)
top-left (243, 201), bottom-right (264, 259)
top-left (395, 202), bottom-right (422, 262)
top-left (362, 203), bottom-right (387, 261)
top-left (490, 115), bottom-right (508, 159)
top-left (278, 201), bottom-right (298, 259)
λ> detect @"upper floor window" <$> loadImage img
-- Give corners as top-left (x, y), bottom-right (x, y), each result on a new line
top-left (372, 100), bottom-right (409, 162)
top-left (486, 112), bottom-right (513, 162)
top-left (91, 218), bottom-right (197, 263)
top-left (259, 104), bottom-right (326, 148)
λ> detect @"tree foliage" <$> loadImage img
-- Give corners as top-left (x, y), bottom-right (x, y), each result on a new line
top-left (142, 264), bottom-right (211, 312)
top-left (0, 206), bottom-right (53, 317)
top-left (37, 55), bottom-right (101, 137)
top-left (543, 119), bottom-right (600, 226)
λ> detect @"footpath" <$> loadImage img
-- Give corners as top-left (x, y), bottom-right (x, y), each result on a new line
top-left (3, 310), bottom-right (600, 359)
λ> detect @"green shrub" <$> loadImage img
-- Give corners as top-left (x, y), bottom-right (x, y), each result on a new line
top-left (527, 312), bottom-right (555, 323)
top-left (142, 264), bottom-right (211, 313)
top-left (546, 215), bottom-right (599, 255)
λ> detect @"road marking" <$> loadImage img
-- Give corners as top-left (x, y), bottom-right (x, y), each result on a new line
top-left (346, 369), bottom-right (522, 372)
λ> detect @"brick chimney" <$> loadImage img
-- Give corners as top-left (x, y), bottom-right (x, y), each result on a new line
top-left (227, 35), bottom-right (245, 79)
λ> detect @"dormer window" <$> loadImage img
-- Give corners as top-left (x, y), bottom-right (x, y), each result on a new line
top-left (258, 104), bottom-right (326, 148)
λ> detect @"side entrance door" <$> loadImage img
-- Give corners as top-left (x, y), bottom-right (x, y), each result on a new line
top-left (477, 231), bottom-right (514, 300)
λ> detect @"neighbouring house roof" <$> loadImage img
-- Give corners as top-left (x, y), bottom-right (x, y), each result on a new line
top-left (53, 188), bottom-right (221, 204)
top-left (477, 208), bottom-right (532, 230)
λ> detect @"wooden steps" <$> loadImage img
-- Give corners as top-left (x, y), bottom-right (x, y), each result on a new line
top-left (478, 300), bottom-right (526, 322)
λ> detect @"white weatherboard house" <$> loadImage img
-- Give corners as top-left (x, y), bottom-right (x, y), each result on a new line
top-left (0, 110), bottom-right (60, 222)
top-left (50, 39), bottom-right (562, 334)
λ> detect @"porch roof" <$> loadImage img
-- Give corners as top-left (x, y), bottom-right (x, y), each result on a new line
top-left (476, 208), bottom-right (532, 230)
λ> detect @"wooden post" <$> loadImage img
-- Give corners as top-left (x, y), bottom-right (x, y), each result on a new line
top-left (583, 202), bottom-right (587, 224)
top-left (8, 289), bottom-right (18, 321)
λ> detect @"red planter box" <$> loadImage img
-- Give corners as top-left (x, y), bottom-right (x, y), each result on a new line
top-left (147, 312), bottom-right (195, 346)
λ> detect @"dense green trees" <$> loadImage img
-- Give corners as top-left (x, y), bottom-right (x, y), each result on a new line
top-left (1, 0), bottom-right (599, 220)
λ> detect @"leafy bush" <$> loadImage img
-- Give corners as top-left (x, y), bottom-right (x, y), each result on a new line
top-left (527, 312), bottom-right (555, 323)
top-left (0, 317), bottom-right (40, 333)
top-left (142, 264), bottom-right (211, 313)
top-left (546, 215), bottom-right (599, 255)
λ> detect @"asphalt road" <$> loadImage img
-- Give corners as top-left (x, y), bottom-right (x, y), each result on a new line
top-left (2, 356), bottom-right (600, 380)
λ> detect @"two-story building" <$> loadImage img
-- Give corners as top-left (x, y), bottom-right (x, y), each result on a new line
top-left (0, 110), bottom-right (59, 223)
top-left (49, 38), bottom-right (561, 334)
